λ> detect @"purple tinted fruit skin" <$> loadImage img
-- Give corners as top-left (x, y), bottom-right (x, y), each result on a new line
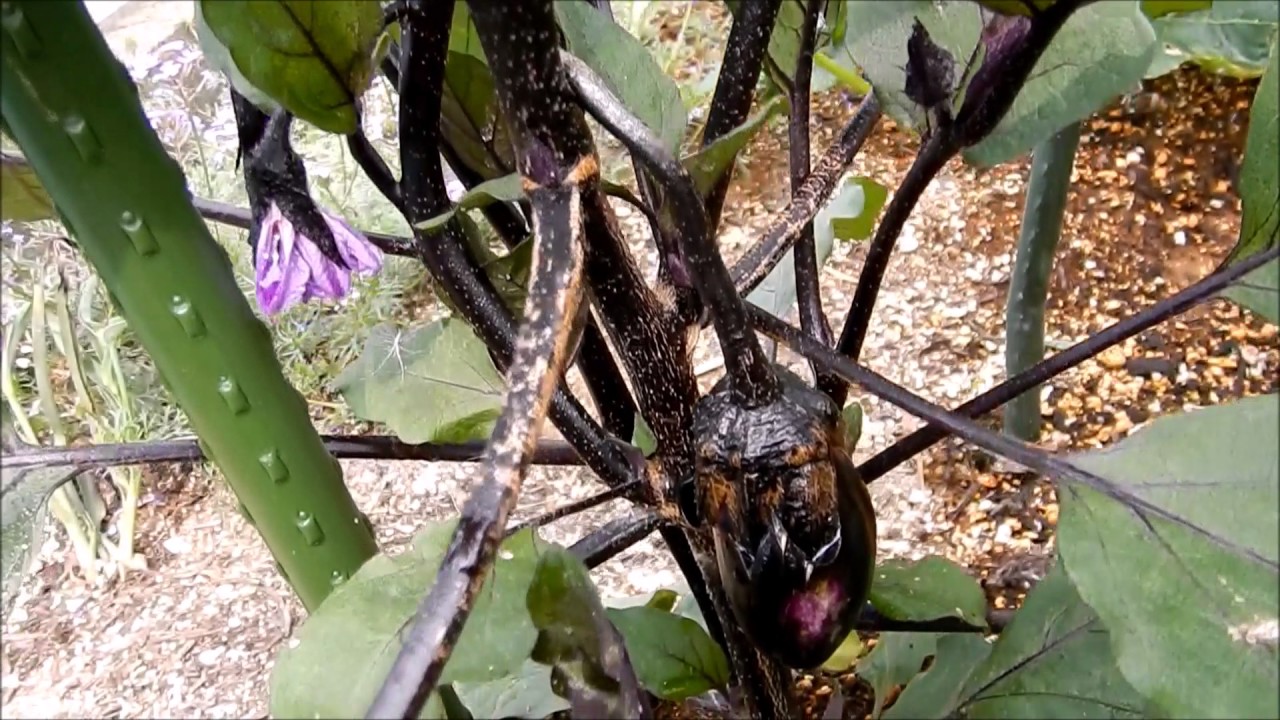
top-left (714, 445), bottom-right (876, 669)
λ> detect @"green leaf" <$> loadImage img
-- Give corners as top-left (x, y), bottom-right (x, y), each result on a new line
top-left (960, 563), bottom-right (1147, 719)
top-left (819, 631), bottom-right (865, 674)
top-left (1148, 0), bottom-right (1279, 78)
top-left (483, 236), bottom-right (535, 318)
top-left (1227, 36), bottom-right (1278, 264)
top-left (830, 176), bottom-right (889, 242)
top-left (334, 320), bottom-right (506, 444)
top-left (1222, 258), bottom-right (1279, 324)
top-left (527, 548), bottom-right (649, 717)
top-left (747, 175), bottom-right (869, 317)
top-left (414, 174), bottom-right (526, 232)
top-left (840, 2), bottom-right (1157, 167)
top-left (0, 154), bottom-right (54, 222)
top-left (451, 660), bottom-right (570, 720)
top-left (1059, 394), bottom-right (1280, 718)
top-left (269, 521), bottom-right (547, 718)
top-left (882, 634), bottom-right (992, 719)
top-left (2, 462), bottom-right (80, 614)
top-left (555, 1), bottom-right (687, 154)
top-left (964, 3), bottom-right (1159, 167)
top-left (646, 588), bottom-right (679, 612)
top-left (841, 401), bottom-right (864, 451)
top-left (683, 95), bottom-right (787, 198)
top-left (1141, 0), bottom-right (1214, 19)
top-left (606, 605), bottom-right (730, 701)
top-left (728, 1), bottom-right (846, 94)
top-left (857, 633), bottom-right (943, 719)
top-left (198, 0), bottom-right (384, 134)
top-left (631, 414), bottom-right (658, 457)
top-left (869, 556), bottom-right (989, 627)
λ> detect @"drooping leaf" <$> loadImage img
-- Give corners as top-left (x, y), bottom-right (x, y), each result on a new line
top-left (857, 633), bottom-right (943, 719)
top-left (841, 401), bottom-right (864, 451)
top-left (0, 153), bottom-right (54, 222)
top-left (527, 548), bottom-right (650, 718)
top-left (830, 176), bottom-right (889, 242)
top-left (441, 6), bottom-right (511, 180)
top-left (839, 2), bottom-right (1158, 167)
top-left (1147, 0), bottom-right (1279, 78)
top-left (334, 319), bottom-right (506, 444)
top-left (606, 605), bottom-right (731, 701)
top-left (414, 174), bottom-right (526, 232)
top-left (269, 521), bottom-right (547, 719)
top-left (2, 462), bottom-right (80, 614)
top-left (451, 660), bottom-right (570, 720)
top-left (1228, 36), bottom-right (1279, 264)
top-left (193, 3), bottom-right (281, 114)
top-left (1223, 258), bottom-right (1279, 324)
top-left (198, 0), bottom-right (384, 134)
top-left (483, 236), bottom-right (535, 318)
top-left (882, 634), bottom-right (992, 719)
top-left (555, 1), bottom-right (687, 154)
top-left (747, 175), bottom-right (870, 317)
top-left (631, 414), bottom-right (658, 457)
top-left (684, 95), bottom-right (788, 198)
top-left (868, 556), bottom-right (989, 628)
top-left (959, 564), bottom-right (1147, 719)
top-left (1059, 394), bottom-right (1280, 718)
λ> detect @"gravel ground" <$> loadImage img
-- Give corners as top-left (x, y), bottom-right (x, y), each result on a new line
top-left (2, 4), bottom-right (1276, 719)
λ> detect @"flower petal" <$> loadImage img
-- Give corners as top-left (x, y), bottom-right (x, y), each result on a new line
top-left (257, 210), bottom-right (312, 315)
top-left (295, 231), bottom-right (351, 301)
top-left (323, 211), bottom-right (384, 274)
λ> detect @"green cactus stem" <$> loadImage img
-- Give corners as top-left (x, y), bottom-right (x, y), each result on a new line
top-left (0, 0), bottom-right (378, 610)
top-left (1003, 121), bottom-right (1081, 441)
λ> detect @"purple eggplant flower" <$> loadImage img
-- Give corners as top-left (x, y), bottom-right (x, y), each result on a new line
top-left (253, 201), bottom-right (384, 316)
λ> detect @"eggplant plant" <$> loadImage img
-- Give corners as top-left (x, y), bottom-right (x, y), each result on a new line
top-left (1, 1), bottom-right (1277, 719)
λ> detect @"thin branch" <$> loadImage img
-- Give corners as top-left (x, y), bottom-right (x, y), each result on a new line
top-left (729, 94), bottom-right (882, 297)
top-left (749, 302), bottom-right (1280, 573)
top-left (346, 129), bottom-right (403, 211)
top-left (0, 435), bottom-right (583, 473)
top-left (859, 243), bottom-right (1280, 482)
top-left (505, 480), bottom-right (639, 537)
top-left (370, 164), bottom-right (589, 719)
top-left (570, 512), bottom-right (661, 569)
top-left (563, 49), bottom-right (779, 407)
top-left (701, 0), bottom-right (783, 232)
top-left (830, 129), bottom-right (957, 408)
top-left (788, 0), bottom-right (840, 400)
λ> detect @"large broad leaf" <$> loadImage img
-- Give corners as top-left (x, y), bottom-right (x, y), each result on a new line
top-left (960, 565), bottom-right (1147, 718)
top-left (527, 548), bottom-right (650, 717)
top-left (1224, 40), bottom-right (1279, 295)
top-left (868, 556), bottom-right (988, 627)
top-left (1059, 394), bottom-right (1280, 718)
top-left (334, 319), bottom-right (505, 444)
top-left (555, 2), bottom-right (687, 154)
top-left (857, 633), bottom-right (944, 719)
top-left (882, 634), bottom-right (992, 719)
top-left (605, 605), bottom-right (730, 701)
top-left (684, 95), bottom-right (788, 198)
top-left (747, 175), bottom-right (886, 317)
top-left (839, 2), bottom-right (1157, 167)
top-left (725, 0), bottom-right (848, 93)
top-left (884, 564), bottom-right (1146, 719)
top-left (269, 521), bottom-right (547, 719)
top-left (1, 154), bottom-right (54, 222)
top-left (451, 660), bottom-right (570, 719)
top-left (198, 0), bottom-right (384, 134)
top-left (1147, 0), bottom-right (1280, 78)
